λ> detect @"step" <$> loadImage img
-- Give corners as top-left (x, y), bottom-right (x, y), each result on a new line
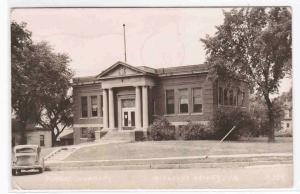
top-left (100, 131), bottom-right (135, 141)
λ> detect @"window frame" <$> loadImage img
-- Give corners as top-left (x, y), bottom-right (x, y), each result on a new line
top-left (90, 95), bottom-right (98, 117)
top-left (80, 127), bottom-right (88, 138)
top-left (192, 87), bottom-right (203, 113)
top-left (165, 89), bottom-right (175, 115)
top-left (80, 96), bottom-right (88, 118)
top-left (178, 88), bottom-right (189, 114)
top-left (218, 87), bottom-right (224, 105)
top-left (40, 135), bottom-right (45, 147)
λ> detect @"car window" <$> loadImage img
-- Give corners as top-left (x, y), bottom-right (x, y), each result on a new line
top-left (16, 148), bottom-right (36, 153)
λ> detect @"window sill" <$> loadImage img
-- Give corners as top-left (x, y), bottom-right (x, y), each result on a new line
top-left (90, 116), bottom-right (102, 119)
top-left (191, 112), bottom-right (203, 115)
top-left (80, 117), bottom-right (103, 119)
top-left (164, 114), bottom-right (177, 117)
top-left (80, 137), bottom-right (88, 140)
top-left (177, 113), bottom-right (189, 116)
top-left (218, 105), bottom-right (246, 108)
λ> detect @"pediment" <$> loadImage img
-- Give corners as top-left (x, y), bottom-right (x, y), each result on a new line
top-left (97, 61), bottom-right (152, 79)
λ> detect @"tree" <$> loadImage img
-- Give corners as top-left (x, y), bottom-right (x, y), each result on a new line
top-left (11, 21), bottom-right (40, 144)
top-left (11, 21), bottom-right (74, 145)
top-left (33, 42), bottom-right (73, 146)
top-left (201, 8), bottom-right (291, 142)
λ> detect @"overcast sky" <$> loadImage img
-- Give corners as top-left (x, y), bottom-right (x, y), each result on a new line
top-left (11, 8), bottom-right (292, 97)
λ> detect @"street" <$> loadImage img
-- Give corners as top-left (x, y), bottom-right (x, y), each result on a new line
top-left (11, 164), bottom-right (293, 190)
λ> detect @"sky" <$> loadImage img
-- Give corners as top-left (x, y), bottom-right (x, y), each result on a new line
top-left (11, 8), bottom-right (292, 97)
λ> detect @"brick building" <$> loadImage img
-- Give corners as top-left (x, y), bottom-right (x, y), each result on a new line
top-left (72, 61), bottom-right (249, 144)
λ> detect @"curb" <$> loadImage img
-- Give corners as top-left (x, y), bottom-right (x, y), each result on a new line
top-left (45, 153), bottom-right (292, 171)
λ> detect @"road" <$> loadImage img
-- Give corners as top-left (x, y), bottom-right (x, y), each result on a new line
top-left (11, 164), bottom-right (293, 190)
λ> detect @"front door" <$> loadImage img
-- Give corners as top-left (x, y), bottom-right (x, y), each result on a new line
top-left (122, 107), bottom-right (135, 130)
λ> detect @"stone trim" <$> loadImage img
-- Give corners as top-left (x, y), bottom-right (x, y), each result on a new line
top-left (73, 124), bottom-right (103, 128)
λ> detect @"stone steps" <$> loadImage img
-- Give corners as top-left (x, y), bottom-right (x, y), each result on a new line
top-left (45, 147), bottom-right (77, 162)
top-left (100, 130), bottom-right (135, 142)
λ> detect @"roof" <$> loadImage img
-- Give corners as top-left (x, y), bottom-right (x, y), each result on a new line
top-left (58, 129), bottom-right (73, 140)
top-left (73, 62), bottom-right (209, 84)
top-left (12, 119), bottom-right (50, 132)
top-left (72, 76), bottom-right (99, 85)
top-left (156, 64), bottom-right (209, 76)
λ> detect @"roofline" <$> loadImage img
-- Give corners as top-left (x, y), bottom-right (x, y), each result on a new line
top-left (96, 61), bottom-right (156, 79)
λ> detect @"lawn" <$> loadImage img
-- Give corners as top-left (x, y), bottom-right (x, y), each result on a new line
top-left (65, 137), bottom-right (292, 161)
top-left (41, 147), bottom-right (57, 158)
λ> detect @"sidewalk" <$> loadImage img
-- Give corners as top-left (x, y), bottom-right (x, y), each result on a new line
top-left (44, 140), bottom-right (131, 162)
top-left (45, 152), bottom-right (292, 171)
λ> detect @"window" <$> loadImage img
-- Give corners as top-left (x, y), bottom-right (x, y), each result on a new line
top-left (193, 88), bottom-right (203, 113)
top-left (241, 92), bottom-right (245, 106)
top-left (40, 135), bottom-right (45, 146)
top-left (229, 90), bottom-right (234, 105)
top-left (224, 89), bottom-right (228, 105)
top-left (99, 95), bottom-right (103, 117)
top-left (179, 88), bottom-right (188, 113)
top-left (218, 87), bottom-right (223, 105)
top-left (233, 90), bottom-right (237, 106)
top-left (287, 123), bottom-right (290, 128)
top-left (166, 90), bottom-right (175, 114)
top-left (91, 96), bottom-right (98, 117)
top-left (81, 96), bottom-right (88, 118)
top-left (81, 128), bottom-right (88, 138)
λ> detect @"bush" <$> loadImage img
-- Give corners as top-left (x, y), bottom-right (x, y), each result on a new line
top-left (148, 116), bottom-right (175, 140)
top-left (179, 122), bottom-right (214, 140)
top-left (87, 128), bottom-right (96, 141)
top-left (211, 108), bottom-right (257, 141)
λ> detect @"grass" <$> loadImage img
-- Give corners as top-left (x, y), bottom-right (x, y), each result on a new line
top-left (41, 147), bottom-right (57, 158)
top-left (65, 137), bottom-right (292, 161)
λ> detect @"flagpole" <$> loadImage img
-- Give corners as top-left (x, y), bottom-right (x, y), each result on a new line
top-left (123, 24), bottom-right (127, 63)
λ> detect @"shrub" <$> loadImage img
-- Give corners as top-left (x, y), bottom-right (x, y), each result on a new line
top-left (148, 116), bottom-right (175, 140)
top-left (179, 122), bottom-right (214, 140)
top-left (211, 108), bottom-right (257, 141)
top-left (87, 128), bottom-right (96, 141)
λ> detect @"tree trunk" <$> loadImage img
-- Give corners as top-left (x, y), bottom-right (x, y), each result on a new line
top-left (19, 121), bottom-right (27, 145)
top-left (264, 93), bottom-right (275, 142)
top-left (51, 130), bottom-right (57, 147)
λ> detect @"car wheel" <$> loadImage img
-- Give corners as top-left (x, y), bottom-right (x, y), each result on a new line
top-left (38, 168), bottom-right (44, 173)
top-left (16, 169), bottom-right (21, 175)
top-left (12, 169), bottom-right (16, 176)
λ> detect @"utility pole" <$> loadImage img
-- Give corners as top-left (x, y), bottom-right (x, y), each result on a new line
top-left (123, 24), bottom-right (127, 63)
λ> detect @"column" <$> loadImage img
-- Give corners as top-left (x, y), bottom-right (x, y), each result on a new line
top-left (108, 88), bottom-right (115, 129)
top-left (135, 86), bottom-right (142, 130)
top-left (142, 86), bottom-right (149, 129)
top-left (102, 89), bottom-right (108, 130)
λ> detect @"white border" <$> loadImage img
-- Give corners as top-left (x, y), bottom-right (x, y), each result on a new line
top-left (1, 0), bottom-right (300, 194)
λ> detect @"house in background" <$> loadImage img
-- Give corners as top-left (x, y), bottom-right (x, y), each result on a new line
top-left (12, 119), bottom-right (52, 147)
top-left (57, 128), bottom-right (74, 146)
top-left (72, 61), bottom-right (250, 144)
top-left (280, 100), bottom-right (293, 135)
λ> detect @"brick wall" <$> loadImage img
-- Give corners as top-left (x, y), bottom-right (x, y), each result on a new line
top-left (151, 73), bottom-right (214, 124)
top-left (73, 83), bottom-right (103, 125)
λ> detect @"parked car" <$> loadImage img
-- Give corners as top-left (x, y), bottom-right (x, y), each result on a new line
top-left (12, 145), bottom-right (44, 175)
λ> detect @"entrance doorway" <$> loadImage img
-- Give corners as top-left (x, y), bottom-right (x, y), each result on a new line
top-left (122, 107), bottom-right (135, 130)
top-left (120, 98), bottom-right (135, 130)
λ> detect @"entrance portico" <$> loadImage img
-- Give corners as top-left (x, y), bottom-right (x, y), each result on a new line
top-left (97, 62), bottom-right (156, 131)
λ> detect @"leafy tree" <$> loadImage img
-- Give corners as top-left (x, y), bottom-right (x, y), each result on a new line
top-left (29, 42), bottom-right (74, 146)
top-left (11, 21), bottom-right (40, 144)
top-left (11, 21), bottom-right (74, 145)
top-left (201, 8), bottom-right (291, 142)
